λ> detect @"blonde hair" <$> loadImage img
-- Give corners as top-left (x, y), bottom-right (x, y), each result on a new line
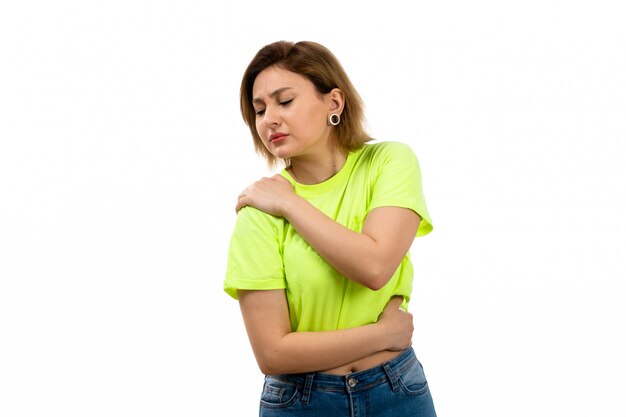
top-left (240, 41), bottom-right (371, 166)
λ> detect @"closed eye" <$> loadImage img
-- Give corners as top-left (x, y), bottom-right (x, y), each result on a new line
top-left (254, 99), bottom-right (292, 116)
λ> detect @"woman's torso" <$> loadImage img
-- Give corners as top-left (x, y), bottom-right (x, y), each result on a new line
top-left (279, 142), bottom-right (423, 333)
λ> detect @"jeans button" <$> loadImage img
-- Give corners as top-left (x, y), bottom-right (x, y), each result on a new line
top-left (348, 377), bottom-right (357, 388)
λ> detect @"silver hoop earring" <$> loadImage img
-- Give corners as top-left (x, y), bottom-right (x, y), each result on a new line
top-left (328, 113), bottom-right (340, 126)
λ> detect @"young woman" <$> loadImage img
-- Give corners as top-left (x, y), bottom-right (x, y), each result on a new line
top-left (224, 40), bottom-right (437, 416)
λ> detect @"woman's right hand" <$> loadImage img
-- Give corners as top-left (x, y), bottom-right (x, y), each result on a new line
top-left (378, 296), bottom-right (414, 351)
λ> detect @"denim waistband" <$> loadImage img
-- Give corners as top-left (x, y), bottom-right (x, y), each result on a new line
top-left (267, 347), bottom-right (417, 396)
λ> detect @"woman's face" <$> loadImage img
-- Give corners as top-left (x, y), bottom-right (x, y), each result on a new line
top-left (252, 66), bottom-right (334, 161)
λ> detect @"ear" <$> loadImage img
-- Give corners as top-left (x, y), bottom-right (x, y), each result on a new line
top-left (327, 88), bottom-right (345, 115)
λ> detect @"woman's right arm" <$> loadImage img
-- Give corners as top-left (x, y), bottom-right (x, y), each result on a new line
top-left (237, 289), bottom-right (413, 375)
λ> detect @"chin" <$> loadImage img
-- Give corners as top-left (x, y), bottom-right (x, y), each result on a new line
top-left (271, 149), bottom-right (292, 160)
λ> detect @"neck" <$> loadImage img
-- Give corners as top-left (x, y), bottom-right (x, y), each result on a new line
top-left (288, 148), bottom-right (347, 185)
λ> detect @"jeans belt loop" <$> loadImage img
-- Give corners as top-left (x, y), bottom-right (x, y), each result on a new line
top-left (301, 373), bottom-right (315, 404)
top-left (382, 362), bottom-right (400, 392)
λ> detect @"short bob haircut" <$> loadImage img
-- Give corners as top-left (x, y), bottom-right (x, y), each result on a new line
top-left (240, 40), bottom-right (371, 167)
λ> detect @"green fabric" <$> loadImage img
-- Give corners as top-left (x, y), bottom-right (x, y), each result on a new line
top-left (224, 141), bottom-right (433, 332)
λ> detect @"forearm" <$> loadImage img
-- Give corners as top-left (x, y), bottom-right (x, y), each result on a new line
top-left (259, 324), bottom-right (386, 375)
top-left (282, 196), bottom-right (378, 287)
top-left (282, 196), bottom-right (415, 290)
top-left (238, 290), bottom-right (411, 376)
top-left (235, 175), bottom-right (418, 289)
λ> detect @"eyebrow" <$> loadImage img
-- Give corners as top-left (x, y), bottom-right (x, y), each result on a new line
top-left (252, 87), bottom-right (294, 105)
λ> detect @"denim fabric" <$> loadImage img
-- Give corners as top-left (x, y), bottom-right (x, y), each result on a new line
top-left (259, 347), bottom-right (437, 417)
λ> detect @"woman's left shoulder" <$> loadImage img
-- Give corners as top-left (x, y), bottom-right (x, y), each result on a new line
top-left (364, 141), bottom-right (418, 161)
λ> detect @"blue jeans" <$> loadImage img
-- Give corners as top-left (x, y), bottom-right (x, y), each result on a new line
top-left (259, 347), bottom-right (437, 416)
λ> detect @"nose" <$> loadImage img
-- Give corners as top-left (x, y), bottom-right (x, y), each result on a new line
top-left (263, 105), bottom-right (280, 128)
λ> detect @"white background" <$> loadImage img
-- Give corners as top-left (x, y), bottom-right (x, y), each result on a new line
top-left (1, 1), bottom-right (625, 416)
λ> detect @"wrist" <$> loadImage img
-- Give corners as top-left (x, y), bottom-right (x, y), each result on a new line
top-left (371, 321), bottom-right (389, 351)
top-left (281, 193), bottom-right (303, 219)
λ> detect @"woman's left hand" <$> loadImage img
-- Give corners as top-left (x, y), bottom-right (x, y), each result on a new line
top-left (236, 174), bottom-right (295, 217)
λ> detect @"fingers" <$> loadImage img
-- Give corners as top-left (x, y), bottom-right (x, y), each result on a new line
top-left (234, 176), bottom-right (292, 215)
top-left (235, 184), bottom-right (254, 213)
top-left (235, 194), bottom-right (248, 213)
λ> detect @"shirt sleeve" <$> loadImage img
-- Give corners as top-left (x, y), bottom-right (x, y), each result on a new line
top-left (368, 142), bottom-right (433, 237)
top-left (223, 206), bottom-right (286, 299)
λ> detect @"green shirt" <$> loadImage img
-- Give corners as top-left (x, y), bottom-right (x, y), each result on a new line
top-left (224, 141), bottom-right (433, 332)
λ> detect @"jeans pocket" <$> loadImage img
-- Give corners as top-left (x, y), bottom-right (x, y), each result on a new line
top-left (260, 376), bottom-right (300, 409)
top-left (397, 358), bottom-right (430, 396)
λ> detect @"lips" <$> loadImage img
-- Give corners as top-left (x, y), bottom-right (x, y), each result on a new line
top-left (269, 132), bottom-right (288, 143)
